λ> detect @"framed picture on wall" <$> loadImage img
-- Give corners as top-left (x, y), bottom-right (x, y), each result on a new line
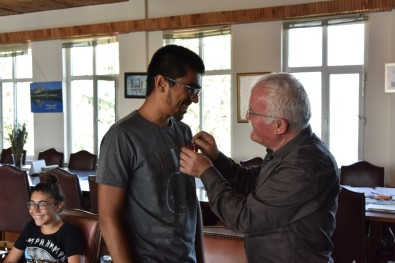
top-left (237, 72), bottom-right (270, 123)
top-left (30, 81), bottom-right (63, 113)
top-left (385, 63), bottom-right (395, 93)
top-left (125, 72), bottom-right (147, 98)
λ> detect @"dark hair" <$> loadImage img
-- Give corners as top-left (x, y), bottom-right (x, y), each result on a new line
top-left (33, 174), bottom-right (66, 205)
top-left (146, 44), bottom-right (205, 96)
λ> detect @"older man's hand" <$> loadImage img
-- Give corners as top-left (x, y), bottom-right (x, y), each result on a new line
top-left (180, 147), bottom-right (213, 177)
top-left (192, 131), bottom-right (220, 161)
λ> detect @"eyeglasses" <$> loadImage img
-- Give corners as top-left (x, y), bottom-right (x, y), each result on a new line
top-left (246, 106), bottom-right (279, 119)
top-left (27, 201), bottom-right (57, 210)
top-left (164, 76), bottom-right (202, 98)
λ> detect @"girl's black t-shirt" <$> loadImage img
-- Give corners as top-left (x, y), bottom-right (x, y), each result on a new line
top-left (14, 220), bottom-right (84, 263)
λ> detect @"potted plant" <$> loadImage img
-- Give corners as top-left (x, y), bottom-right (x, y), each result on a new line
top-left (7, 122), bottom-right (28, 168)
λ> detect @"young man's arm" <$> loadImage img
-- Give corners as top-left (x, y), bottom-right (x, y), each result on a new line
top-left (98, 184), bottom-right (133, 263)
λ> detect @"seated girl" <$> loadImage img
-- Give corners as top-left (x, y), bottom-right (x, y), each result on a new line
top-left (4, 174), bottom-right (83, 263)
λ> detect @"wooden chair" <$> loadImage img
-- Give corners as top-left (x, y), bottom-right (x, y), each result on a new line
top-left (38, 148), bottom-right (64, 167)
top-left (68, 150), bottom-right (97, 171)
top-left (0, 148), bottom-right (27, 165)
top-left (60, 209), bottom-right (102, 263)
top-left (341, 162), bottom-right (395, 262)
top-left (340, 161), bottom-right (384, 187)
top-left (331, 187), bottom-right (366, 263)
top-left (0, 165), bottom-right (31, 239)
top-left (40, 168), bottom-right (84, 210)
top-left (200, 201), bottom-right (222, 226)
top-left (240, 157), bottom-right (263, 167)
top-left (0, 240), bottom-right (14, 263)
top-left (88, 176), bottom-right (98, 214)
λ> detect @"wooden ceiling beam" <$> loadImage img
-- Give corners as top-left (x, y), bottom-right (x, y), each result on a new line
top-left (0, 0), bottom-right (126, 15)
top-left (0, 0), bottom-right (394, 44)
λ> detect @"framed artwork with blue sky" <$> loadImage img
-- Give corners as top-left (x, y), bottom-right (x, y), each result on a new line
top-left (30, 81), bottom-right (63, 113)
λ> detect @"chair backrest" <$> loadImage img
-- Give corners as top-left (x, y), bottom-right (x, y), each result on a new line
top-left (38, 148), bottom-right (64, 167)
top-left (340, 160), bottom-right (384, 187)
top-left (240, 157), bottom-right (263, 167)
top-left (60, 209), bottom-right (101, 263)
top-left (0, 240), bottom-right (15, 263)
top-left (200, 201), bottom-right (222, 226)
top-left (88, 176), bottom-right (98, 214)
top-left (68, 150), bottom-right (97, 171)
top-left (40, 168), bottom-right (84, 210)
top-left (331, 187), bottom-right (366, 263)
top-left (0, 165), bottom-right (31, 233)
top-left (0, 148), bottom-right (27, 165)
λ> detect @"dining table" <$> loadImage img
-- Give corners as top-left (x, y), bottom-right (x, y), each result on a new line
top-left (63, 167), bottom-right (95, 192)
top-left (27, 165), bottom-right (203, 194)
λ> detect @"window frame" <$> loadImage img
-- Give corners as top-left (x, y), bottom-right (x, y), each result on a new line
top-left (63, 38), bottom-right (119, 160)
top-left (282, 16), bottom-right (367, 163)
top-left (0, 47), bottom-right (33, 157)
top-left (163, 27), bottom-right (232, 156)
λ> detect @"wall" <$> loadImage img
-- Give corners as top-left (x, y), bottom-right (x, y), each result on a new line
top-left (231, 21), bottom-right (282, 161)
top-left (117, 32), bottom-right (147, 118)
top-left (1, 1), bottom-right (395, 184)
top-left (31, 40), bottom-right (64, 157)
top-left (365, 11), bottom-right (395, 186)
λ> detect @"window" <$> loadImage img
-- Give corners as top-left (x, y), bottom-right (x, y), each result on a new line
top-left (63, 37), bottom-right (119, 158)
top-left (164, 26), bottom-right (232, 156)
top-left (0, 44), bottom-right (33, 156)
top-left (283, 16), bottom-right (366, 166)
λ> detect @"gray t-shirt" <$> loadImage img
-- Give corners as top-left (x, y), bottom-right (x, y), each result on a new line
top-left (97, 111), bottom-right (197, 262)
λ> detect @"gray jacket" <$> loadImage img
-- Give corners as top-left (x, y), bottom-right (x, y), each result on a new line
top-left (201, 126), bottom-right (340, 263)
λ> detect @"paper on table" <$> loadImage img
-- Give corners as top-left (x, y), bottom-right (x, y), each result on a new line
top-left (372, 187), bottom-right (395, 196)
top-left (30, 159), bottom-right (46, 174)
top-left (341, 185), bottom-right (374, 195)
top-left (366, 204), bottom-right (395, 213)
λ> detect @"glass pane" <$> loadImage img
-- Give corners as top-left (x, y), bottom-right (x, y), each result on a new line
top-left (16, 50), bottom-right (33, 78)
top-left (328, 23), bottom-right (364, 66)
top-left (16, 82), bottom-right (34, 155)
top-left (0, 56), bottom-right (13, 79)
top-left (288, 27), bottom-right (322, 67)
top-left (165, 38), bottom-right (200, 135)
top-left (182, 100), bottom-right (200, 136)
top-left (71, 46), bottom-right (93, 76)
top-left (70, 80), bottom-right (94, 153)
top-left (329, 74), bottom-right (359, 166)
top-left (291, 72), bottom-right (322, 138)
top-left (2, 82), bottom-right (14, 148)
top-left (202, 74), bottom-right (231, 156)
top-left (96, 42), bottom-right (119, 75)
top-left (97, 80), bottom-right (116, 153)
top-left (203, 35), bottom-right (231, 70)
top-left (165, 33), bottom-right (231, 156)
top-left (164, 38), bottom-right (199, 55)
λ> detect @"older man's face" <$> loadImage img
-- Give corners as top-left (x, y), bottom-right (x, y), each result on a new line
top-left (246, 87), bottom-right (278, 149)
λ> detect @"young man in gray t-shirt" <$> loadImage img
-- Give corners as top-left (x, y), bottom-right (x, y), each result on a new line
top-left (97, 44), bottom-right (205, 263)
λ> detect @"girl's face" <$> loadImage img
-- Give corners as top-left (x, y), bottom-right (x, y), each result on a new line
top-left (28, 191), bottom-right (61, 227)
